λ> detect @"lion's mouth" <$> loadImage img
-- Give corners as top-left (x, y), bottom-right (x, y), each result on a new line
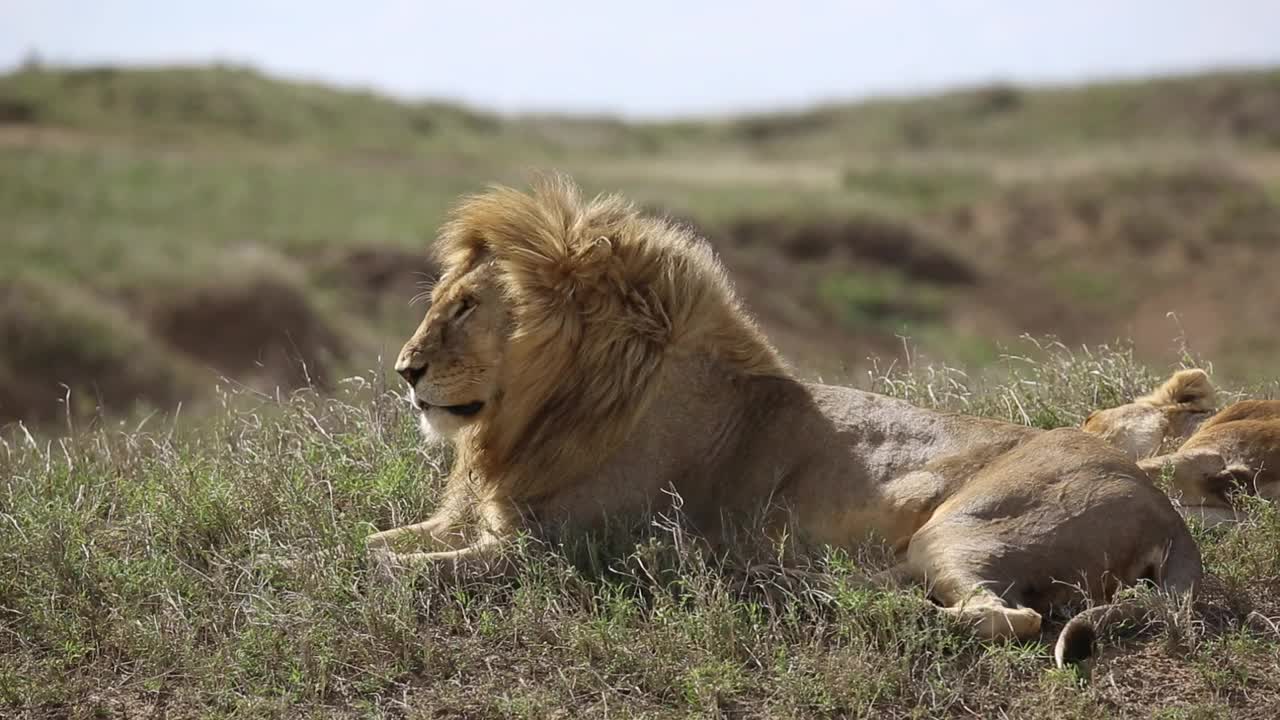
top-left (424, 401), bottom-right (485, 417)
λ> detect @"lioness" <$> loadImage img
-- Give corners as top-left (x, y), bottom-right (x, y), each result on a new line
top-left (1084, 369), bottom-right (1280, 525)
top-left (1082, 369), bottom-right (1219, 460)
top-left (369, 176), bottom-right (1200, 667)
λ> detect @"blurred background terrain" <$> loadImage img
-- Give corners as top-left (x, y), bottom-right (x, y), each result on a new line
top-left (8, 8), bottom-right (1280, 717)
top-left (3, 4), bottom-right (1280, 428)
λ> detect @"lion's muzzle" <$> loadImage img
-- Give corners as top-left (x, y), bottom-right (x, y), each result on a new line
top-left (396, 361), bottom-right (426, 388)
top-left (395, 343), bottom-right (429, 388)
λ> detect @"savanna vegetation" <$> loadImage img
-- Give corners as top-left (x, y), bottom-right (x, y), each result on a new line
top-left (2, 344), bottom-right (1278, 717)
top-left (3, 63), bottom-right (1280, 718)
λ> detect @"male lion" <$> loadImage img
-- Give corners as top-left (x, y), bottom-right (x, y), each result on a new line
top-left (1084, 369), bottom-right (1280, 525)
top-left (369, 176), bottom-right (1200, 667)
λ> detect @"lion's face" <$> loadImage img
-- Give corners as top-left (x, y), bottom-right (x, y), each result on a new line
top-left (394, 261), bottom-right (507, 439)
top-left (1139, 448), bottom-right (1234, 511)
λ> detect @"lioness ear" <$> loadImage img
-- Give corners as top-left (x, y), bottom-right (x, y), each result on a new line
top-left (1138, 368), bottom-right (1216, 411)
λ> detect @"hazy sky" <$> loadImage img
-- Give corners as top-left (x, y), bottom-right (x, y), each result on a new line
top-left (3, 1), bottom-right (1279, 117)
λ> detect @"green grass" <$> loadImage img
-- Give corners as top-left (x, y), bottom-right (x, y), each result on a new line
top-left (0, 65), bottom-right (506, 150)
top-left (0, 142), bottom-right (475, 286)
top-left (819, 269), bottom-right (946, 330)
top-left (841, 166), bottom-right (993, 211)
top-left (2, 344), bottom-right (1278, 718)
top-left (714, 69), bottom-right (1280, 154)
top-left (1049, 268), bottom-right (1133, 308)
top-left (7, 65), bottom-right (1278, 157)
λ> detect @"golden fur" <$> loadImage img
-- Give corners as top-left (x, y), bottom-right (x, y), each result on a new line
top-left (1080, 368), bottom-right (1280, 520)
top-left (429, 181), bottom-right (784, 493)
top-left (370, 176), bottom-right (1200, 668)
top-left (1138, 368), bottom-right (1218, 410)
top-left (1082, 369), bottom-right (1218, 460)
top-left (1085, 370), bottom-right (1280, 524)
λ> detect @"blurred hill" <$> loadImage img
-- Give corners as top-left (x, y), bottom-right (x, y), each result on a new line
top-left (3, 63), bottom-right (1280, 426)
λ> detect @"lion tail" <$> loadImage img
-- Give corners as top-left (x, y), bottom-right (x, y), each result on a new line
top-left (1053, 528), bottom-right (1202, 668)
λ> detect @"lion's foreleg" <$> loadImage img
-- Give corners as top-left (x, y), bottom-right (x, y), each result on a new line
top-left (366, 507), bottom-right (469, 555)
top-left (367, 497), bottom-right (524, 582)
top-left (373, 533), bottom-right (513, 582)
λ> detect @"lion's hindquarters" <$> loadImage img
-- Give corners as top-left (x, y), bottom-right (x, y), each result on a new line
top-left (903, 430), bottom-right (1200, 663)
top-left (908, 500), bottom-right (1196, 665)
top-left (902, 523), bottom-right (1046, 641)
top-left (1054, 523), bottom-right (1201, 667)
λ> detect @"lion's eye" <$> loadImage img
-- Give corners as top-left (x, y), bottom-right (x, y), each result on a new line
top-left (452, 298), bottom-right (476, 322)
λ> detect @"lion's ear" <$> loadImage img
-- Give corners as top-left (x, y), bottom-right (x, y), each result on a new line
top-left (1138, 368), bottom-right (1216, 411)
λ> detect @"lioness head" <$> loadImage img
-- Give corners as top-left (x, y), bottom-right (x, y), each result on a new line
top-left (1082, 368), bottom-right (1217, 459)
top-left (395, 260), bottom-right (508, 439)
top-left (1138, 448), bottom-right (1232, 507)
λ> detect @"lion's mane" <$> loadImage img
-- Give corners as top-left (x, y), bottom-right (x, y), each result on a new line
top-left (433, 176), bottom-right (786, 498)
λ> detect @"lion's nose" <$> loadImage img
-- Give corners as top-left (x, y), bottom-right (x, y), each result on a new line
top-left (396, 361), bottom-right (426, 387)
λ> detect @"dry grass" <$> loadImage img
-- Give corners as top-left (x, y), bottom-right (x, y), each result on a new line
top-left (2, 343), bottom-right (1277, 719)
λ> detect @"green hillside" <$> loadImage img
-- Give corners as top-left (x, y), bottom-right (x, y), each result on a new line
top-left (6, 64), bottom-right (1280, 151)
top-left (3, 63), bottom-right (1280, 426)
